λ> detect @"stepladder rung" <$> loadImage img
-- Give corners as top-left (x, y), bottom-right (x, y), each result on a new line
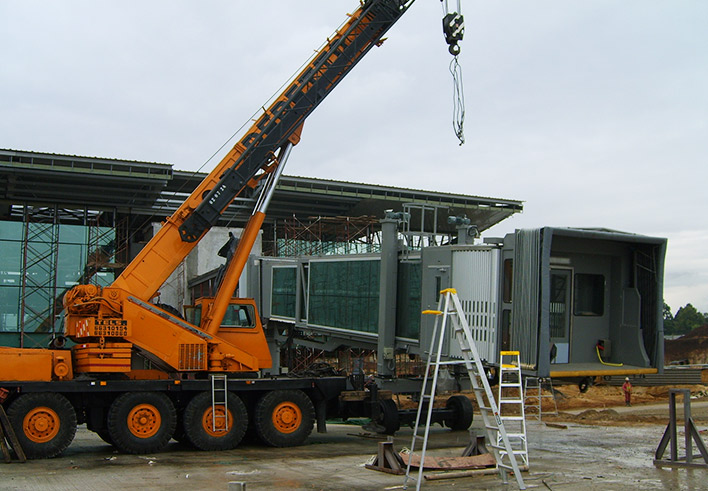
top-left (437, 360), bottom-right (467, 366)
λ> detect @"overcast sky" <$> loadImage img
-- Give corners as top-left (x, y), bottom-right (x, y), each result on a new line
top-left (2, 1), bottom-right (707, 313)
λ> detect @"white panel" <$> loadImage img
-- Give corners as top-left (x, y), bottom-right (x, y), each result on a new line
top-left (450, 247), bottom-right (500, 364)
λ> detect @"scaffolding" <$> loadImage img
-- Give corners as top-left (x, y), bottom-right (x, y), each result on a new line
top-left (269, 215), bottom-right (382, 257)
top-left (12, 205), bottom-right (124, 348)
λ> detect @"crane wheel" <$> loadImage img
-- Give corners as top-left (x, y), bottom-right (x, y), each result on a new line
top-left (444, 395), bottom-right (474, 431)
top-left (107, 392), bottom-right (176, 454)
top-left (7, 392), bottom-right (77, 459)
top-left (374, 398), bottom-right (401, 435)
top-left (254, 390), bottom-right (314, 447)
top-left (182, 391), bottom-right (248, 451)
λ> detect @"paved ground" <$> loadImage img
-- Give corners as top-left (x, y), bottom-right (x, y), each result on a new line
top-left (3, 399), bottom-right (708, 491)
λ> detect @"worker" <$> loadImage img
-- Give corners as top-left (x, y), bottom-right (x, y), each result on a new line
top-left (622, 377), bottom-right (632, 406)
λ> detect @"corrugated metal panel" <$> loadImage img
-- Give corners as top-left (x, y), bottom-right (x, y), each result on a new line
top-left (451, 247), bottom-right (500, 364)
top-left (607, 368), bottom-right (703, 386)
top-left (511, 229), bottom-right (541, 368)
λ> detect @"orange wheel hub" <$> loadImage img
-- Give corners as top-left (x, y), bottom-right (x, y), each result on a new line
top-left (23, 406), bottom-right (60, 443)
top-left (271, 402), bottom-right (301, 434)
top-left (127, 403), bottom-right (161, 438)
top-left (202, 407), bottom-right (232, 437)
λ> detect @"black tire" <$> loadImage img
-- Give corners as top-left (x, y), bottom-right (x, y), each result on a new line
top-left (7, 392), bottom-right (77, 459)
top-left (254, 390), bottom-right (314, 447)
top-left (486, 367), bottom-right (500, 387)
top-left (182, 391), bottom-right (248, 451)
top-left (578, 377), bottom-right (592, 393)
top-left (107, 392), bottom-right (176, 454)
top-left (375, 399), bottom-right (400, 435)
top-left (444, 395), bottom-right (474, 431)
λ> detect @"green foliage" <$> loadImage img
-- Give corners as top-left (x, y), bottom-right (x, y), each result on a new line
top-left (663, 302), bottom-right (675, 334)
top-left (664, 302), bottom-right (708, 335)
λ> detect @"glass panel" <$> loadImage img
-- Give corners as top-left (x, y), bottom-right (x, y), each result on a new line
top-left (184, 305), bottom-right (202, 326)
top-left (0, 240), bottom-right (22, 285)
top-left (222, 304), bottom-right (255, 328)
top-left (396, 262), bottom-right (421, 339)
top-left (308, 260), bottom-right (380, 332)
top-left (57, 243), bottom-right (85, 287)
top-left (549, 271), bottom-right (569, 338)
top-left (271, 267), bottom-right (296, 318)
top-left (0, 286), bottom-right (20, 332)
top-left (0, 221), bottom-right (23, 241)
top-left (59, 224), bottom-right (88, 244)
top-left (574, 273), bottom-right (605, 316)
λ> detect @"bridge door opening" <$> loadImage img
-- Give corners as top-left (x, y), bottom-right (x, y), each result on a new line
top-left (549, 268), bottom-right (572, 364)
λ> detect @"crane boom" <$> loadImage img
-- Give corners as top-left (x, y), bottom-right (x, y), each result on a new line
top-left (109, 0), bottom-right (415, 302)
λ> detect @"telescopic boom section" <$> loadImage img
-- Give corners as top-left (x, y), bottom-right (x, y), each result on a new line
top-left (109, 0), bottom-right (415, 302)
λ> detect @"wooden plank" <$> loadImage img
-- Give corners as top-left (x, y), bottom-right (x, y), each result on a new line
top-left (401, 452), bottom-right (496, 470)
top-left (0, 423), bottom-right (12, 463)
top-left (0, 406), bottom-right (26, 462)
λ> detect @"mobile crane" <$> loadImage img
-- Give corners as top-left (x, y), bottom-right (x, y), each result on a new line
top-left (0, 0), bottom-right (469, 458)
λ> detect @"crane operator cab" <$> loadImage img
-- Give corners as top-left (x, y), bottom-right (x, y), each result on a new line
top-left (184, 297), bottom-right (272, 370)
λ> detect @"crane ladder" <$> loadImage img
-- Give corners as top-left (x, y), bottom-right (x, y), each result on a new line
top-left (403, 288), bottom-right (526, 490)
top-left (211, 374), bottom-right (229, 432)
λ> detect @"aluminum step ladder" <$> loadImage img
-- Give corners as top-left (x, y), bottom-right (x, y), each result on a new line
top-left (403, 288), bottom-right (526, 490)
top-left (524, 377), bottom-right (558, 421)
top-left (497, 351), bottom-right (529, 467)
top-left (211, 374), bottom-right (229, 432)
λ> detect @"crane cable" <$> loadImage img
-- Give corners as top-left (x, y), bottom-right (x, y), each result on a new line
top-left (450, 56), bottom-right (465, 146)
top-left (441, 0), bottom-right (465, 145)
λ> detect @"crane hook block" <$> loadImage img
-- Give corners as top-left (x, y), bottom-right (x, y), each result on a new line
top-left (442, 12), bottom-right (464, 56)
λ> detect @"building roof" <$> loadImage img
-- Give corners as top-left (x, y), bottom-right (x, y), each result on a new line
top-left (0, 148), bottom-right (522, 232)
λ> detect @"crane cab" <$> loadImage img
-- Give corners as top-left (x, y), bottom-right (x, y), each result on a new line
top-left (185, 297), bottom-right (272, 369)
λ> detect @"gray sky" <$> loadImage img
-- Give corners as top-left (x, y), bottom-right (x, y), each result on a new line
top-left (2, 1), bottom-right (707, 313)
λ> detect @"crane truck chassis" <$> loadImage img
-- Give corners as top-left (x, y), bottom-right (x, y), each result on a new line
top-left (0, 0), bottom-right (472, 459)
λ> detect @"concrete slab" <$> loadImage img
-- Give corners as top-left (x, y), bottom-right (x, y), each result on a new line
top-left (1, 417), bottom-right (705, 490)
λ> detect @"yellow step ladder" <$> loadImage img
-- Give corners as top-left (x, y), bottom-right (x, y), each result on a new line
top-left (497, 351), bottom-right (528, 467)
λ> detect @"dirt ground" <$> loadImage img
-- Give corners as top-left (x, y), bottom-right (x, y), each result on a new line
top-left (544, 384), bottom-right (708, 425)
top-left (665, 325), bottom-right (708, 364)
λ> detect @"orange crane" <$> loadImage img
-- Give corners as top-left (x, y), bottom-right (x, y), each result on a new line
top-left (0, 0), bottom-right (469, 459)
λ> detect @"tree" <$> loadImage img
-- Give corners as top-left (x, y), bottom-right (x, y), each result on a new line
top-left (663, 302), bottom-right (675, 334)
top-left (672, 303), bottom-right (706, 335)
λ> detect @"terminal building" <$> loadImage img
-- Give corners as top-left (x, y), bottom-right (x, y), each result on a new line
top-left (0, 148), bottom-right (521, 348)
top-left (0, 148), bottom-right (666, 386)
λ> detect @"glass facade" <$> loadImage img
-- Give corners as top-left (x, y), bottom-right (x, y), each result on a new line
top-left (308, 260), bottom-right (380, 333)
top-left (0, 218), bottom-right (115, 335)
top-left (267, 259), bottom-right (422, 340)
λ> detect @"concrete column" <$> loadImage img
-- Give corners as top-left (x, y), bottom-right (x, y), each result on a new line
top-left (377, 217), bottom-right (399, 377)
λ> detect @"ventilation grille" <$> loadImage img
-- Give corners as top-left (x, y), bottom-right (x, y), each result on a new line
top-left (178, 344), bottom-right (206, 371)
